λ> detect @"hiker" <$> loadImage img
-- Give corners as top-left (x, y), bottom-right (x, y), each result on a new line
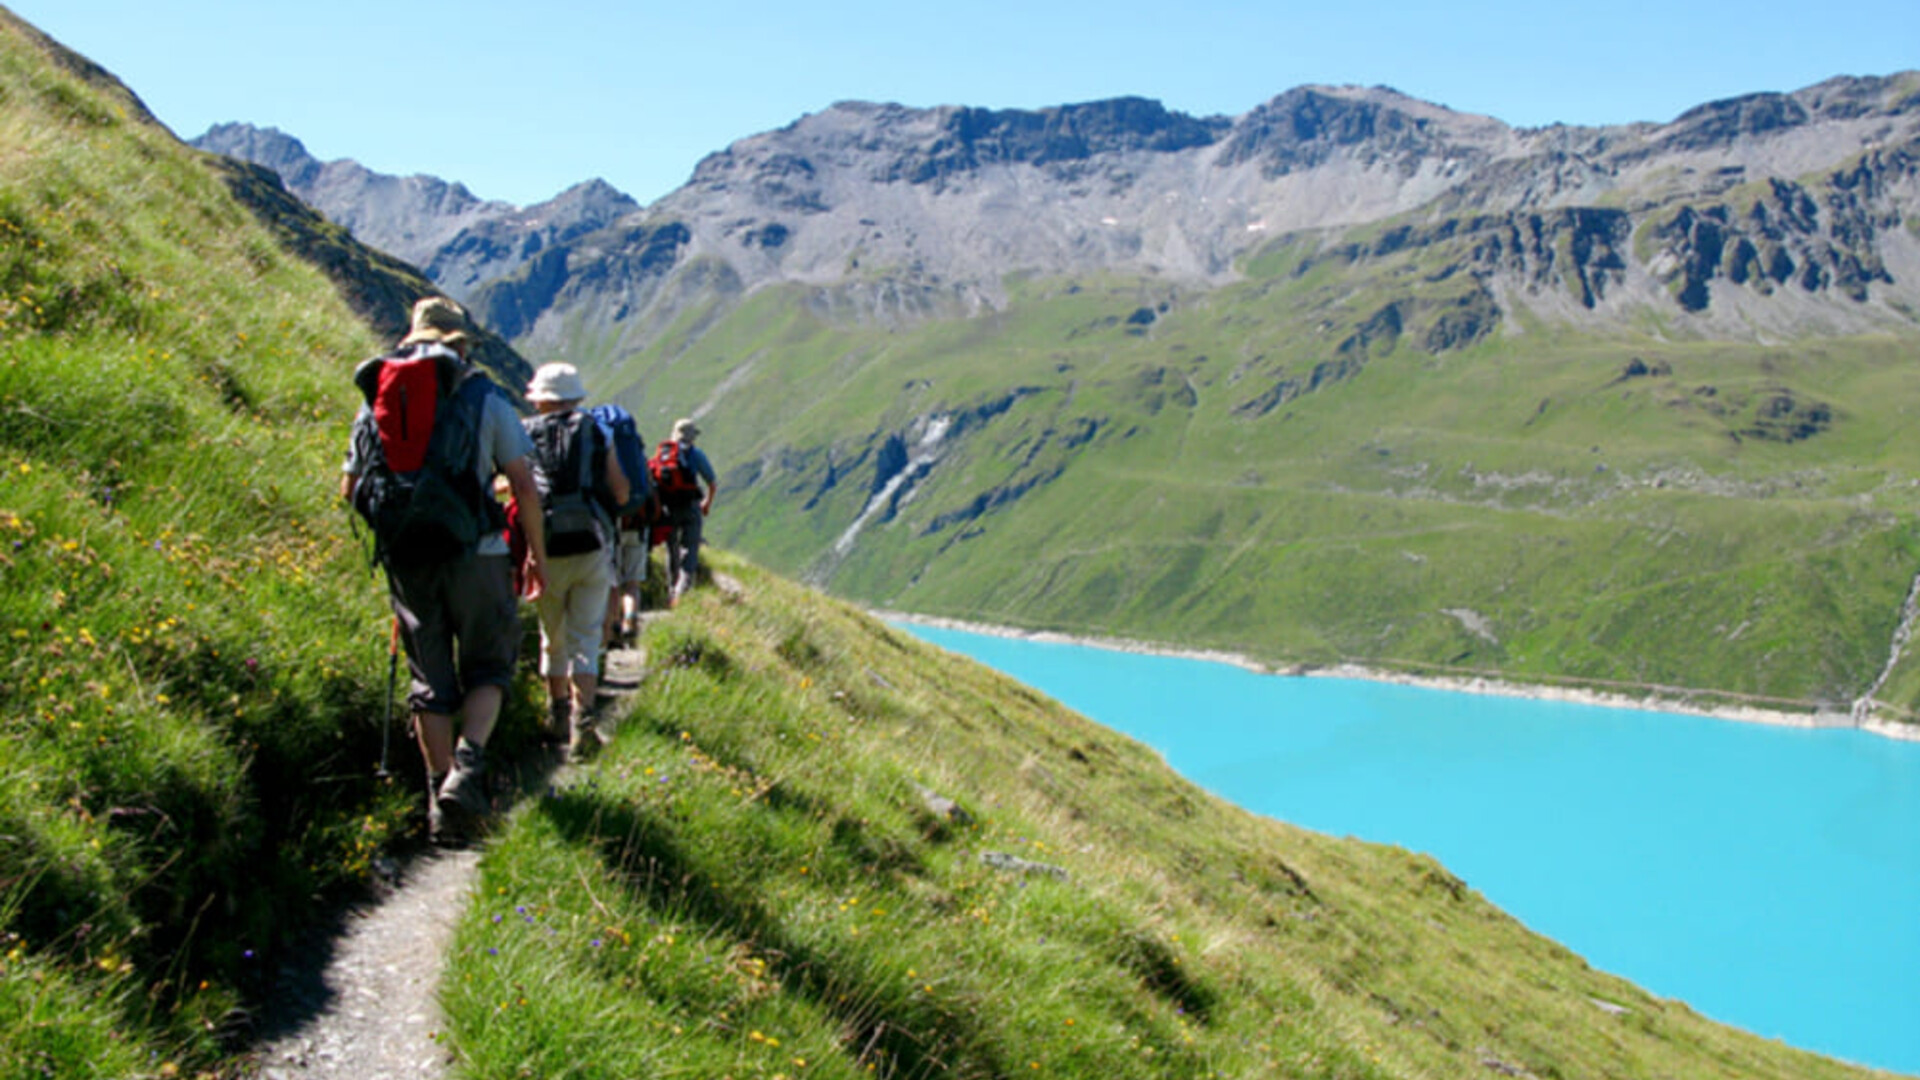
top-left (585, 402), bottom-right (655, 647)
top-left (342, 297), bottom-right (547, 845)
top-left (522, 363), bottom-right (630, 761)
top-left (606, 501), bottom-right (656, 644)
top-left (652, 417), bottom-right (717, 604)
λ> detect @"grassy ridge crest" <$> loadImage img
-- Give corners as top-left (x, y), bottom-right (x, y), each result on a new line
top-left (0, 12), bottom-right (520, 1074)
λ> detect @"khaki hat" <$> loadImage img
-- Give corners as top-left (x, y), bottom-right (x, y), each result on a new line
top-left (400, 296), bottom-right (477, 349)
top-left (672, 417), bottom-right (700, 441)
top-left (527, 363), bottom-right (589, 403)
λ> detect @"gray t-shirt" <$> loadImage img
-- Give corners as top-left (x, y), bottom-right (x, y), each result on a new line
top-left (343, 365), bottom-right (531, 557)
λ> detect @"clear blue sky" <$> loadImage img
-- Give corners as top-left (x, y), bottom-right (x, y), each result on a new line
top-left (15, 0), bottom-right (1919, 208)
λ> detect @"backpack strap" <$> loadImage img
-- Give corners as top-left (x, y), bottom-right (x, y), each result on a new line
top-left (573, 412), bottom-right (596, 495)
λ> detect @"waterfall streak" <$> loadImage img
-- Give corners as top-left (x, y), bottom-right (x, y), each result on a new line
top-left (1851, 569), bottom-right (1920, 722)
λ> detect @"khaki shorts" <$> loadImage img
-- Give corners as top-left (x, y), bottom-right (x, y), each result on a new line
top-left (614, 529), bottom-right (650, 585)
top-left (535, 550), bottom-right (616, 677)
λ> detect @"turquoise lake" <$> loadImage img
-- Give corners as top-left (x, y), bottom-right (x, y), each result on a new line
top-left (903, 624), bottom-right (1920, 1076)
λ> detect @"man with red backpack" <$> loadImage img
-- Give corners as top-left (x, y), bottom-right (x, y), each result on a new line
top-left (651, 417), bottom-right (717, 605)
top-left (342, 297), bottom-right (547, 845)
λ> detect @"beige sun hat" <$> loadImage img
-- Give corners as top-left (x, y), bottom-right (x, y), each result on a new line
top-left (671, 417), bottom-right (700, 441)
top-left (399, 296), bottom-right (477, 349)
top-left (527, 363), bottom-right (589, 403)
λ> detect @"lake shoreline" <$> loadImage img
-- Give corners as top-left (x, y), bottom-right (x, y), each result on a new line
top-left (881, 611), bottom-right (1920, 744)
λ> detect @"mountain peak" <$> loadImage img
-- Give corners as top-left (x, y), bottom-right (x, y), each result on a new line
top-left (194, 122), bottom-right (322, 187)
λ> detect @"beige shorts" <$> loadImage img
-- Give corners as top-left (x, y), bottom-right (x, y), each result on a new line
top-left (535, 550), bottom-right (615, 677)
top-left (614, 529), bottom-right (650, 584)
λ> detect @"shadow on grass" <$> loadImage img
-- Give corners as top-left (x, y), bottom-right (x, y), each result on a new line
top-left (244, 743), bottom-right (568, 1048)
top-left (536, 786), bottom-right (1004, 1080)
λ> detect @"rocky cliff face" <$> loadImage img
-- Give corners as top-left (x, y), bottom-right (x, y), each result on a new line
top-left (198, 73), bottom-right (1920, 365)
top-left (201, 155), bottom-right (532, 394)
top-left (190, 123), bottom-right (639, 306)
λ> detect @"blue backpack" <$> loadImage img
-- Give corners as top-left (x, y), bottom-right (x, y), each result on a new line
top-left (587, 403), bottom-right (653, 515)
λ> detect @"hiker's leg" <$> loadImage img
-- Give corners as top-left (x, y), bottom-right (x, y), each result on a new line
top-left (613, 529), bottom-right (645, 631)
top-left (681, 510), bottom-right (705, 582)
top-left (449, 553), bottom-right (520, 752)
top-left (559, 552), bottom-right (614, 756)
top-left (602, 584), bottom-right (622, 646)
top-left (533, 557), bottom-right (573, 713)
top-left (457, 685), bottom-right (503, 748)
top-left (415, 710), bottom-right (455, 775)
top-left (571, 673), bottom-right (599, 723)
top-left (663, 523), bottom-right (685, 597)
top-left (642, 532), bottom-right (657, 604)
top-left (389, 563), bottom-right (460, 759)
top-left (561, 552), bottom-right (615, 681)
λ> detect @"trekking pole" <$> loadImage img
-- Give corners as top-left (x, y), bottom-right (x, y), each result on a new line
top-left (376, 616), bottom-right (399, 779)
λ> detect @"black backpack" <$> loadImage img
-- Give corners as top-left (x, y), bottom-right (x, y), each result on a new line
top-left (524, 410), bottom-right (615, 557)
top-left (348, 349), bottom-right (501, 569)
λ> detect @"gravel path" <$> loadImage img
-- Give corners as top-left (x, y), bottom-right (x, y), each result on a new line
top-left (248, 848), bottom-right (479, 1079)
top-left (243, 633), bottom-right (654, 1079)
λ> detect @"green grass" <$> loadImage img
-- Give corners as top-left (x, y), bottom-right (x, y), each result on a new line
top-left (2, 9), bottom-right (1914, 1076)
top-left (595, 235), bottom-right (1920, 721)
top-left (442, 553), bottom-right (1886, 1080)
top-left (0, 14), bottom-right (556, 1075)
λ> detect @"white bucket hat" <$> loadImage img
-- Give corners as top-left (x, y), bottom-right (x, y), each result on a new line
top-left (526, 363), bottom-right (588, 403)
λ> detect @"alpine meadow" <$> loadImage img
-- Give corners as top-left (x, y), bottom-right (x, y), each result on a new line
top-left (204, 74), bottom-right (1920, 721)
top-left (2, 4), bottom-right (1918, 1080)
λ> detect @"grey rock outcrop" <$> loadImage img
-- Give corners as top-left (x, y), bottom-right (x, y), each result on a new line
top-left (191, 123), bottom-right (639, 305)
top-left (199, 73), bottom-right (1920, 362)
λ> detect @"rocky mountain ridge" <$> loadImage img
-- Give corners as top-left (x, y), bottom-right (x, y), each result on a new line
top-left (198, 73), bottom-right (1920, 371)
top-left (88, 25), bottom-right (1920, 724)
top-left (191, 122), bottom-right (639, 304)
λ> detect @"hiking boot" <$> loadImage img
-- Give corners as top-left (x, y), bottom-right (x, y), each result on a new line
top-left (436, 740), bottom-right (490, 828)
top-left (568, 716), bottom-right (605, 764)
top-left (425, 771), bottom-right (452, 845)
top-left (542, 701), bottom-right (570, 748)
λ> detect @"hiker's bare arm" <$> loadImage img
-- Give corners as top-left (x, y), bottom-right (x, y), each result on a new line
top-left (702, 478), bottom-right (716, 516)
top-left (504, 457), bottom-right (545, 561)
top-left (502, 455), bottom-right (547, 594)
top-left (604, 447), bottom-right (631, 510)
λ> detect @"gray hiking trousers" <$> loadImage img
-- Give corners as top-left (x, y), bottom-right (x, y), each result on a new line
top-left (387, 552), bottom-right (520, 715)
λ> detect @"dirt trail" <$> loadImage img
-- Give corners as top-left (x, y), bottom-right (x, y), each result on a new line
top-left (248, 848), bottom-right (478, 1079)
top-left (244, 634), bottom-right (651, 1078)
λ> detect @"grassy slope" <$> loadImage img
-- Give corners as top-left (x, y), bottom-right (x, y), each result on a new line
top-left (603, 249), bottom-right (1920, 719)
top-left (443, 553), bottom-right (1889, 1080)
top-left (0, 12), bottom-right (551, 1076)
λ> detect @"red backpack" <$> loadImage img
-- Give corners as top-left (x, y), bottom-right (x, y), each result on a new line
top-left (649, 439), bottom-right (702, 508)
top-left (348, 347), bottom-right (497, 567)
top-left (369, 354), bottom-right (446, 471)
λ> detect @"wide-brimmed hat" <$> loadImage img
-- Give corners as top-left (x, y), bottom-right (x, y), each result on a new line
top-left (527, 363), bottom-right (589, 403)
top-left (672, 417), bottom-right (700, 441)
top-left (399, 296), bottom-right (477, 349)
